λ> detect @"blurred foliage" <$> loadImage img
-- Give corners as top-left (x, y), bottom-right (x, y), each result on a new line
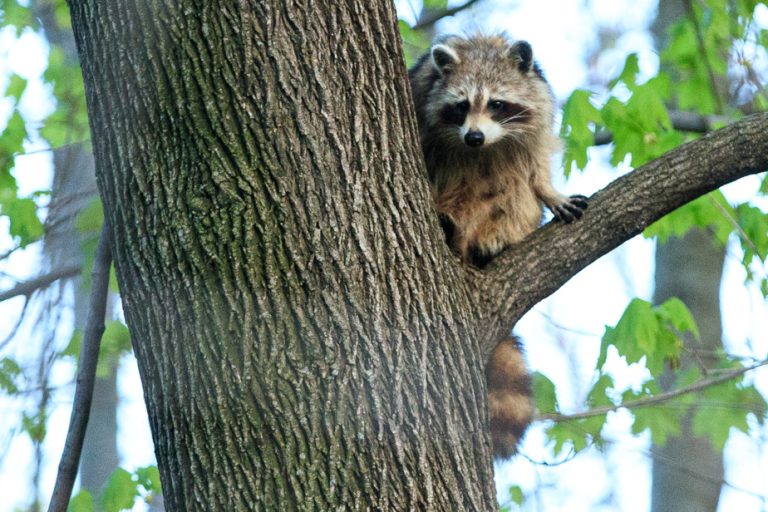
top-left (61, 320), bottom-right (132, 378)
top-left (0, 0), bottom-right (132, 509)
top-left (68, 465), bottom-right (162, 512)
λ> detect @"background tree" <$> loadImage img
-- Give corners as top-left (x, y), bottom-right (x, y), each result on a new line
top-left (650, 1), bottom-right (725, 510)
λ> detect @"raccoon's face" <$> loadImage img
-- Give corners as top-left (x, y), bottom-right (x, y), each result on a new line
top-left (426, 38), bottom-right (546, 149)
top-left (437, 91), bottom-right (532, 148)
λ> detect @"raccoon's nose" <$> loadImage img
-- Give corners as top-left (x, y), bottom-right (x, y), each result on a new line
top-left (464, 131), bottom-right (485, 147)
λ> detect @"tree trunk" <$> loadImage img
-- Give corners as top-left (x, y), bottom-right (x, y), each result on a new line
top-left (34, 1), bottom-right (121, 498)
top-left (66, 1), bottom-right (496, 509)
top-left (650, 2), bottom-right (726, 510)
top-left (652, 230), bottom-right (726, 512)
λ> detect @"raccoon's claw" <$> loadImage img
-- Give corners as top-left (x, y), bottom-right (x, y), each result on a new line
top-left (568, 194), bottom-right (589, 209)
top-left (552, 195), bottom-right (588, 223)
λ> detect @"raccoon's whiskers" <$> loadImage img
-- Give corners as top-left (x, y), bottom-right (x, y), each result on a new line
top-left (500, 109), bottom-right (532, 125)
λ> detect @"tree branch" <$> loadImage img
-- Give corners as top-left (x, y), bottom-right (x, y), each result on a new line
top-left (0, 264), bottom-right (81, 303)
top-left (537, 359), bottom-right (768, 422)
top-left (411, 0), bottom-right (481, 30)
top-left (593, 110), bottom-right (732, 145)
top-left (48, 224), bottom-right (112, 512)
top-left (476, 112), bottom-right (768, 348)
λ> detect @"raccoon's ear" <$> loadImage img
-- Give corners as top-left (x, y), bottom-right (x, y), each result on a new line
top-left (431, 44), bottom-right (461, 75)
top-left (510, 41), bottom-right (533, 73)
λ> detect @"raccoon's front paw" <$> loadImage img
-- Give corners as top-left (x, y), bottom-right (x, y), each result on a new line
top-left (552, 194), bottom-right (588, 223)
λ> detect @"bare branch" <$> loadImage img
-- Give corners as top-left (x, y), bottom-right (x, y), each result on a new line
top-left (537, 359), bottom-right (768, 423)
top-left (0, 265), bottom-right (81, 303)
top-left (48, 224), bottom-right (112, 512)
top-left (411, 0), bottom-right (481, 30)
top-left (476, 112), bottom-right (768, 348)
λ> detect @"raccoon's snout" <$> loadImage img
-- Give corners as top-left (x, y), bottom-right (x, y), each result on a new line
top-left (465, 131), bottom-right (485, 147)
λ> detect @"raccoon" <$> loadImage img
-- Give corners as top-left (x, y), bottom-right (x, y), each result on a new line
top-left (408, 35), bottom-right (588, 459)
top-left (408, 34), bottom-right (588, 266)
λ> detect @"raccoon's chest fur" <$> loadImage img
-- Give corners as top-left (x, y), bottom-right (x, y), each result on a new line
top-left (431, 153), bottom-right (543, 257)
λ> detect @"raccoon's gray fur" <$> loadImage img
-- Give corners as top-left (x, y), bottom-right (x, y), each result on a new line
top-left (408, 34), bottom-right (588, 459)
top-left (409, 34), bottom-right (587, 266)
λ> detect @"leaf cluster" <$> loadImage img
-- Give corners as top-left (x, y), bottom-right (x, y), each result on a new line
top-left (68, 466), bottom-right (162, 512)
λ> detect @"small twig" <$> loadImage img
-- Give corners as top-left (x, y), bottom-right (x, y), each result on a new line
top-left (684, 0), bottom-right (726, 113)
top-left (0, 265), bottom-right (81, 303)
top-left (0, 244), bottom-right (22, 262)
top-left (0, 140), bottom-right (92, 167)
top-left (537, 359), bottom-right (768, 422)
top-left (411, 0), bottom-right (481, 30)
top-left (47, 224), bottom-right (112, 512)
top-left (0, 296), bottom-right (30, 351)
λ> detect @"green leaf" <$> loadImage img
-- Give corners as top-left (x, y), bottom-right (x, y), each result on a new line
top-left (587, 374), bottom-right (615, 408)
top-left (4, 74), bottom-right (27, 101)
top-left (532, 371), bottom-right (558, 414)
top-left (54, 0), bottom-right (73, 29)
top-left (135, 465), bottom-right (162, 494)
top-left (598, 298), bottom-right (658, 369)
top-left (598, 298), bottom-right (686, 376)
top-left (422, 0), bottom-right (449, 9)
top-left (692, 380), bottom-right (767, 450)
top-left (68, 490), bottom-right (94, 512)
top-left (1, 0), bottom-right (34, 33)
top-left (74, 198), bottom-right (104, 235)
top-left (2, 197), bottom-right (43, 247)
top-left (41, 45), bottom-right (90, 146)
top-left (98, 321), bottom-right (132, 377)
top-left (0, 357), bottom-right (22, 394)
top-left (656, 297), bottom-right (700, 340)
top-left (100, 468), bottom-right (139, 512)
top-left (600, 75), bottom-right (678, 167)
top-left (547, 420), bottom-right (590, 456)
top-left (644, 191), bottom-right (735, 244)
top-left (507, 485), bottom-right (524, 506)
top-left (0, 110), bottom-right (27, 156)
top-left (631, 405), bottom-right (683, 446)
top-left (22, 411), bottom-right (47, 442)
top-left (61, 321), bottom-right (131, 377)
top-left (610, 53), bottom-right (640, 89)
top-left (560, 89), bottom-right (602, 173)
top-left (398, 21), bottom-right (430, 68)
top-left (736, 204), bottom-right (768, 270)
top-left (62, 329), bottom-right (83, 359)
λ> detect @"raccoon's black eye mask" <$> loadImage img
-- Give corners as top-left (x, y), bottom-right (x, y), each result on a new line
top-left (489, 101), bottom-right (530, 123)
top-left (438, 100), bottom-right (471, 126)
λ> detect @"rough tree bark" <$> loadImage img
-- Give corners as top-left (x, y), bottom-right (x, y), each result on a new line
top-left (65, 0), bottom-right (768, 510)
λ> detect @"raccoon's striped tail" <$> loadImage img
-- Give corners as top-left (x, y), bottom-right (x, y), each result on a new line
top-left (486, 336), bottom-right (534, 459)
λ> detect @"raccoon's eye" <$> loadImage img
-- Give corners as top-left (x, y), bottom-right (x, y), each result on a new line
top-left (488, 100), bottom-right (506, 110)
top-left (455, 100), bottom-right (470, 112)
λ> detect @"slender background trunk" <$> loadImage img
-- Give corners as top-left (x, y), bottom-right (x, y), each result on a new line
top-left (33, 1), bottom-right (121, 499)
top-left (67, 1), bottom-right (497, 509)
top-left (650, 2), bottom-right (726, 510)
